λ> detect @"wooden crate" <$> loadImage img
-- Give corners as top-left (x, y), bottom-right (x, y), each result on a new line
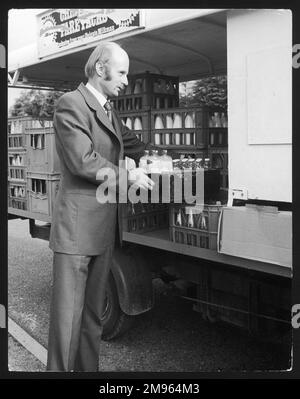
top-left (121, 203), bottom-right (169, 233)
top-left (8, 117), bottom-right (32, 134)
top-left (25, 127), bottom-right (60, 174)
top-left (150, 128), bottom-right (209, 149)
top-left (168, 148), bottom-right (208, 160)
top-left (8, 117), bottom-right (53, 133)
top-left (8, 151), bottom-right (27, 167)
top-left (208, 147), bottom-right (228, 191)
top-left (135, 169), bottom-right (222, 205)
top-left (169, 203), bottom-right (223, 250)
top-left (8, 134), bottom-right (26, 149)
top-left (111, 72), bottom-right (179, 111)
top-left (119, 109), bottom-right (151, 143)
top-left (208, 128), bottom-right (228, 147)
top-left (150, 106), bottom-right (210, 149)
top-left (8, 166), bottom-right (27, 181)
top-left (8, 180), bottom-right (28, 211)
top-left (120, 110), bottom-right (151, 130)
top-left (8, 197), bottom-right (28, 211)
top-left (27, 172), bottom-right (61, 217)
top-left (208, 110), bottom-right (228, 128)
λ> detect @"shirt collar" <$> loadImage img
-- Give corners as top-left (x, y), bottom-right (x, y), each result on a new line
top-left (85, 82), bottom-right (107, 108)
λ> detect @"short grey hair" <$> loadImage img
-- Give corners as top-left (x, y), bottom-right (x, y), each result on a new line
top-left (84, 41), bottom-right (123, 79)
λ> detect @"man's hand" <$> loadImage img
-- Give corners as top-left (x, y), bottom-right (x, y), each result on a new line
top-left (128, 168), bottom-right (155, 191)
top-left (125, 157), bottom-right (136, 171)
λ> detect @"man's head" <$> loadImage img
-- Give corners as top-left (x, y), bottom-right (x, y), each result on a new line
top-left (85, 41), bottom-right (129, 98)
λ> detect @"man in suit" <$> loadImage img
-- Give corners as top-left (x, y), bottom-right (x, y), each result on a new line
top-left (47, 41), bottom-right (154, 371)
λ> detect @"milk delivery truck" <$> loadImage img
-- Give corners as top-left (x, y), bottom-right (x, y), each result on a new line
top-left (8, 9), bottom-right (292, 342)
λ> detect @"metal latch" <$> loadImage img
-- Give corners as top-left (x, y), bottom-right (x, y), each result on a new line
top-left (230, 188), bottom-right (248, 200)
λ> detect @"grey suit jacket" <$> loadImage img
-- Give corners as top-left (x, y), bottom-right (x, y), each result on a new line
top-left (49, 83), bottom-right (148, 255)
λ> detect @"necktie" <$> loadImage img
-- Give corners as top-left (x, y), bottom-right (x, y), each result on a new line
top-left (104, 101), bottom-right (113, 123)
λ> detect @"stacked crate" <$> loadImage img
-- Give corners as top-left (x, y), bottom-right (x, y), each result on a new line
top-left (26, 171), bottom-right (60, 217)
top-left (111, 72), bottom-right (179, 145)
top-left (113, 73), bottom-right (179, 226)
top-left (112, 71), bottom-right (228, 161)
top-left (25, 119), bottom-right (60, 173)
top-left (8, 116), bottom-right (61, 219)
top-left (150, 106), bottom-right (209, 150)
top-left (150, 107), bottom-right (228, 194)
top-left (120, 108), bottom-right (151, 144)
top-left (8, 117), bottom-right (31, 211)
top-left (111, 72), bottom-right (228, 238)
top-left (207, 109), bottom-right (228, 193)
top-left (25, 119), bottom-right (61, 219)
top-left (111, 71), bottom-right (179, 112)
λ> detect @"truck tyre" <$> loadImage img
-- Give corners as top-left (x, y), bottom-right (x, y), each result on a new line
top-left (101, 271), bottom-right (134, 341)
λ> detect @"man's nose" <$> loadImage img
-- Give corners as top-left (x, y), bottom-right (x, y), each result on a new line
top-left (122, 75), bottom-right (128, 86)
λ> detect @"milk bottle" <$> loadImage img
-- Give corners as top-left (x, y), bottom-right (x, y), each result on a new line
top-left (139, 150), bottom-right (150, 173)
top-left (160, 150), bottom-right (173, 173)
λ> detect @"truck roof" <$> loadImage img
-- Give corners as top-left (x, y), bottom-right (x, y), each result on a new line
top-left (8, 9), bottom-right (227, 89)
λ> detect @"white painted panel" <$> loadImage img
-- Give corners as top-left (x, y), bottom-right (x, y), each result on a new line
top-left (247, 47), bottom-right (292, 144)
top-left (227, 9), bottom-right (292, 202)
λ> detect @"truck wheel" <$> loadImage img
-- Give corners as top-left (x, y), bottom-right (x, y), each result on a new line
top-left (101, 272), bottom-right (134, 341)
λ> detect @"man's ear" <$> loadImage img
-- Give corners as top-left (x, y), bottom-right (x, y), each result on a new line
top-left (95, 61), bottom-right (104, 77)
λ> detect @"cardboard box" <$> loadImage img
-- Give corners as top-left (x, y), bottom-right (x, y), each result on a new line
top-left (219, 205), bottom-right (292, 267)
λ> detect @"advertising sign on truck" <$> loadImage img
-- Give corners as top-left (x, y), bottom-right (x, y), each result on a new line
top-left (37, 9), bottom-right (145, 58)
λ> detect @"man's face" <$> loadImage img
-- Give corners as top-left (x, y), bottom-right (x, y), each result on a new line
top-left (98, 48), bottom-right (129, 98)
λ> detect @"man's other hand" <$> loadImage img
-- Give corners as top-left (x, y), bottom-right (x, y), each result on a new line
top-left (128, 168), bottom-right (155, 191)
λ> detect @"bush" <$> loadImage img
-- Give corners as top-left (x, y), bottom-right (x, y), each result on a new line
top-left (9, 89), bottom-right (63, 119)
top-left (180, 75), bottom-right (227, 110)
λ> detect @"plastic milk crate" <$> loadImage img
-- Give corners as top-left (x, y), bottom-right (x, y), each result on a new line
top-left (25, 122), bottom-right (60, 174)
top-left (8, 180), bottom-right (28, 211)
top-left (121, 202), bottom-right (169, 233)
top-left (27, 172), bottom-right (61, 217)
top-left (169, 203), bottom-right (223, 250)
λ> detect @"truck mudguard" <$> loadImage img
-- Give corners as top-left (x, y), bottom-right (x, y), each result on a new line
top-left (111, 245), bottom-right (154, 315)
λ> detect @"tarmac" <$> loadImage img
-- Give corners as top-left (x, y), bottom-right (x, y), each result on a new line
top-left (7, 218), bottom-right (292, 374)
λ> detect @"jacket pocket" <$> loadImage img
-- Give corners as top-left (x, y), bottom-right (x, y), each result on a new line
top-left (76, 195), bottom-right (117, 253)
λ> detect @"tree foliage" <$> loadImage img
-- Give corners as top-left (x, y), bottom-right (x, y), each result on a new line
top-left (9, 89), bottom-right (63, 119)
top-left (180, 75), bottom-right (227, 110)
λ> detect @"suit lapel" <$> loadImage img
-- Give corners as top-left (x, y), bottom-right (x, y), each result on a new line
top-left (77, 83), bottom-right (122, 146)
top-left (111, 110), bottom-right (124, 150)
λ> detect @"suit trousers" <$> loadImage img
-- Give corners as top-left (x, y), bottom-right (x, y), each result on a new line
top-left (46, 245), bottom-right (113, 371)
